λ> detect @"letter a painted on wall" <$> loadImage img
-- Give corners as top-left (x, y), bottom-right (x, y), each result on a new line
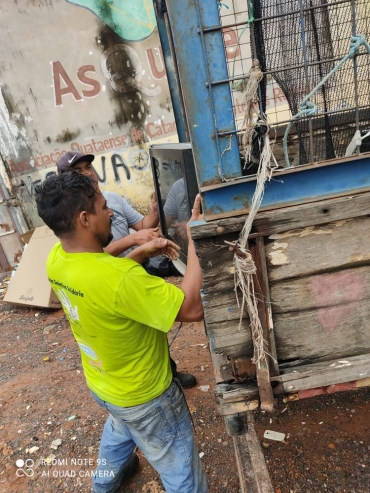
top-left (65, 0), bottom-right (156, 41)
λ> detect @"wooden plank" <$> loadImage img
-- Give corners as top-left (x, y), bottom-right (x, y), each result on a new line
top-left (215, 399), bottom-right (259, 415)
top-left (192, 190), bottom-right (370, 240)
top-left (232, 413), bottom-right (274, 493)
top-left (202, 290), bottom-right (244, 324)
top-left (279, 378), bottom-right (370, 401)
top-left (271, 354), bottom-right (370, 393)
top-left (197, 233), bottom-right (239, 292)
top-left (272, 297), bottom-right (370, 361)
top-left (209, 349), bottom-right (235, 383)
top-left (275, 353), bottom-right (370, 377)
top-left (270, 265), bottom-right (370, 314)
top-left (250, 239), bottom-right (275, 413)
top-left (215, 383), bottom-right (259, 415)
top-left (265, 215), bottom-right (370, 282)
top-left (206, 319), bottom-right (253, 357)
top-left (215, 382), bottom-right (260, 401)
top-left (255, 237), bottom-right (279, 376)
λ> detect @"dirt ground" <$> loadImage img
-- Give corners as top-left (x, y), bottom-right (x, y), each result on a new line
top-left (1, 272), bottom-right (370, 493)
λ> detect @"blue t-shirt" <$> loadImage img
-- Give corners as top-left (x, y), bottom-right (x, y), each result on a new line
top-left (103, 191), bottom-right (143, 257)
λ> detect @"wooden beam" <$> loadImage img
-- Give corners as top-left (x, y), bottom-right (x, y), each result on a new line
top-left (255, 237), bottom-right (279, 377)
top-left (271, 354), bottom-right (370, 393)
top-left (233, 412), bottom-right (274, 493)
top-left (250, 240), bottom-right (275, 413)
top-left (192, 190), bottom-right (370, 240)
top-left (214, 383), bottom-right (259, 415)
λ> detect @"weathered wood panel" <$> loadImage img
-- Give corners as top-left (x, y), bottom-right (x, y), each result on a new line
top-left (206, 319), bottom-right (253, 357)
top-left (271, 354), bottom-right (370, 393)
top-left (192, 190), bottom-right (370, 240)
top-left (215, 383), bottom-right (259, 415)
top-left (195, 194), bottom-right (370, 373)
top-left (265, 215), bottom-right (370, 282)
top-left (196, 233), bottom-right (238, 292)
top-left (233, 413), bottom-right (274, 493)
top-left (197, 232), bottom-right (254, 357)
top-left (250, 239), bottom-right (275, 412)
top-left (272, 298), bottom-right (370, 361)
top-left (270, 265), bottom-right (370, 313)
top-left (202, 290), bottom-right (243, 324)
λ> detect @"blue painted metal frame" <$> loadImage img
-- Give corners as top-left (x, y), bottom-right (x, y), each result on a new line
top-left (165, 0), bottom-right (241, 184)
top-left (154, 8), bottom-right (188, 143)
top-left (165, 0), bottom-right (370, 221)
top-left (201, 155), bottom-right (370, 218)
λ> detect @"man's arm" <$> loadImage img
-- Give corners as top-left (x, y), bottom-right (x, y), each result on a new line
top-left (132, 192), bottom-right (159, 230)
top-left (175, 195), bottom-right (203, 322)
top-left (104, 228), bottom-right (160, 257)
top-left (103, 192), bottom-right (159, 257)
top-left (126, 237), bottom-right (181, 265)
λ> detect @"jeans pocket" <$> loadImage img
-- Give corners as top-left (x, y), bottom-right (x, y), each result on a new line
top-left (121, 406), bottom-right (176, 450)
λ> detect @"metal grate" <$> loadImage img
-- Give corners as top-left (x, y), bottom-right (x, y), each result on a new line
top-left (217, 0), bottom-right (370, 169)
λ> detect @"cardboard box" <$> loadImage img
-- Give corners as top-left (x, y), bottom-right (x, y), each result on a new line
top-left (4, 226), bottom-right (61, 309)
top-left (20, 228), bottom-right (35, 246)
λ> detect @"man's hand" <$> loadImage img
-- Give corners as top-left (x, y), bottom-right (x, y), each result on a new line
top-left (141, 192), bottom-right (159, 229)
top-left (187, 194), bottom-right (203, 240)
top-left (133, 227), bottom-right (160, 245)
top-left (171, 221), bottom-right (188, 242)
top-left (150, 191), bottom-right (158, 214)
top-left (176, 194), bottom-right (204, 322)
top-left (127, 238), bottom-right (181, 264)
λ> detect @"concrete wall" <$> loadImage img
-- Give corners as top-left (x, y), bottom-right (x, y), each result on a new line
top-left (0, 0), bottom-right (177, 231)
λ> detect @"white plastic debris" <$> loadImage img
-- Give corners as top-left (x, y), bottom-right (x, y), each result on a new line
top-left (263, 430), bottom-right (286, 442)
top-left (28, 446), bottom-right (40, 454)
top-left (51, 438), bottom-right (62, 449)
top-left (198, 385), bottom-right (210, 392)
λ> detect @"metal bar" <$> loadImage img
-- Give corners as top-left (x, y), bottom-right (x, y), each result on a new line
top-left (351, 0), bottom-right (361, 154)
top-left (153, 2), bottom-right (189, 142)
top-left (194, 0), bottom-right (225, 180)
top-left (165, 0), bottom-right (241, 184)
top-left (208, 51), bottom-right (369, 87)
top-left (299, 0), bottom-right (315, 163)
top-left (202, 0), bottom-right (352, 33)
top-left (199, 155), bottom-right (370, 219)
top-left (217, 103), bottom-right (370, 138)
top-left (0, 230), bottom-right (15, 237)
top-left (164, 13), bottom-right (190, 142)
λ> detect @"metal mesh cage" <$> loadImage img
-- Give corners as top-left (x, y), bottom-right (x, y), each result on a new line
top-left (219, 0), bottom-right (370, 168)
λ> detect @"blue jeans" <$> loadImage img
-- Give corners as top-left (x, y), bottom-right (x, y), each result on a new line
top-left (91, 381), bottom-right (208, 493)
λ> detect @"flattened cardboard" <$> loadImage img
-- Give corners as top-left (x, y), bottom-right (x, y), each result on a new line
top-left (4, 226), bottom-right (61, 309)
top-left (20, 228), bottom-right (35, 246)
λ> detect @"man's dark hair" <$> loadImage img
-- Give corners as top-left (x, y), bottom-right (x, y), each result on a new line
top-left (35, 172), bottom-right (98, 237)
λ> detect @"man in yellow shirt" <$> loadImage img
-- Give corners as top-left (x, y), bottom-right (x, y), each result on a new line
top-left (35, 172), bottom-right (208, 493)
top-left (55, 151), bottom-right (197, 389)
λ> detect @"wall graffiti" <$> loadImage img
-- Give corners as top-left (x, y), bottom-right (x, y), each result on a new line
top-left (66, 0), bottom-right (157, 42)
top-left (0, 0), bottom-right (178, 232)
top-left (20, 148), bottom-right (152, 198)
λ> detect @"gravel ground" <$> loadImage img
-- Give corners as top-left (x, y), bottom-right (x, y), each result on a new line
top-left (1, 272), bottom-right (370, 493)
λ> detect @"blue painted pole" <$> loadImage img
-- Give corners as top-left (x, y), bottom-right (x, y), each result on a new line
top-left (165, 0), bottom-right (241, 184)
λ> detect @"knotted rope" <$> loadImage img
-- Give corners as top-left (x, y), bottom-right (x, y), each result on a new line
top-left (230, 60), bottom-right (278, 368)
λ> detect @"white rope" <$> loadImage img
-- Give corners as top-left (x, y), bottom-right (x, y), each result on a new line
top-left (240, 59), bottom-right (264, 163)
top-left (231, 60), bottom-right (278, 368)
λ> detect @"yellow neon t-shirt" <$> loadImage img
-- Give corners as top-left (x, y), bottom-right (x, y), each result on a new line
top-left (47, 242), bottom-right (185, 407)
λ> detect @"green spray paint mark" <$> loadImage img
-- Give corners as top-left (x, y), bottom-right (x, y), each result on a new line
top-left (66, 0), bottom-right (156, 41)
